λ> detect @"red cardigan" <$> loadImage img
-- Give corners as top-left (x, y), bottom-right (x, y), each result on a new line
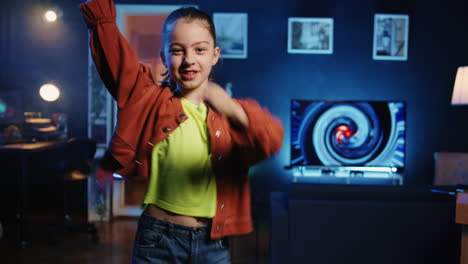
top-left (80, 0), bottom-right (284, 239)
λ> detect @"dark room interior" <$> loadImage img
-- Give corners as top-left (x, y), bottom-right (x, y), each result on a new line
top-left (1, 0), bottom-right (468, 263)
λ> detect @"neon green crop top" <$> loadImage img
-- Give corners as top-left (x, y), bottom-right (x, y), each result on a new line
top-left (143, 98), bottom-right (216, 218)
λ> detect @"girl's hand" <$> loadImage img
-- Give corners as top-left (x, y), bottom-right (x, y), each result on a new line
top-left (205, 82), bottom-right (249, 129)
top-left (96, 167), bottom-right (113, 190)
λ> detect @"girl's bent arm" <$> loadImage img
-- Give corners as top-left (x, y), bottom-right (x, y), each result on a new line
top-left (232, 99), bottom-right (284, 167)
top-left (205, 82), bottom-right (284, 167)
top-left (205, 82), bottom-right (249, 129)
top-left (80, 0), bottom-right (156, 108)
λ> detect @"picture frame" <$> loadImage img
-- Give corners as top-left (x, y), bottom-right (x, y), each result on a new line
top-left (88, 4), bottom-right (193, 156)
top-left (116, 4), bottom-right (195, 83)
top-left (87, 4), bottom-right (195, 218)
top-left (372, 13), bottom-right (409, 61)
top-left (213, 13), bottom-right (248, 59)
top-left (114, 4), bottom-right (195, 217)
top-left (287, 17), bottom-right (334, 54)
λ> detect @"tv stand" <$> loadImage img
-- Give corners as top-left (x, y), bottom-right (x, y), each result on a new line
top-left (291, 165), bottom-right (403, 185)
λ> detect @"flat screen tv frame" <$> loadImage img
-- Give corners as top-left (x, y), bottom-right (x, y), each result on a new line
top-left (290, 99), bottom-right (406, 172)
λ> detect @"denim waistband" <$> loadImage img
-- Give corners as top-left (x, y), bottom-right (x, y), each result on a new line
top-left (138, 213), bottom-right (211, 239)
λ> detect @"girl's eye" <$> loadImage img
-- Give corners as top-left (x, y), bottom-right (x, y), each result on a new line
top-left (170, 49), bottom-right (183, 54)
top-left (196, 48), bottom-right (207, 53)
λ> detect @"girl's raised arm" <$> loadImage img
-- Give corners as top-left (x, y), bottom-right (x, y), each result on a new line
top-left (80, 0), bottom-right (156, 108)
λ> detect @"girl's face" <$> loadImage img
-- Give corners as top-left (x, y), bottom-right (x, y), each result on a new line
top-left (162, 19), bottom-right (220, 91)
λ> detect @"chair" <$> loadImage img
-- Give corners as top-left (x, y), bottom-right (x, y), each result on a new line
top-left (48, 137), bottom-right (99, 244)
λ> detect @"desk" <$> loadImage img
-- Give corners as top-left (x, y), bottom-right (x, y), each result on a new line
top-left (0, 140), bottom-right (68, 247)
top-left (456, 192), bottom-right (468, 264)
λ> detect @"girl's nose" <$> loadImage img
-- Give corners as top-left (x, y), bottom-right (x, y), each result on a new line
top-left (183, 52), bottom-right (195, 65)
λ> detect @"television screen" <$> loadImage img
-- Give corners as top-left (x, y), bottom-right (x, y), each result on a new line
top-left (291, 100), bottom-right (406, 168)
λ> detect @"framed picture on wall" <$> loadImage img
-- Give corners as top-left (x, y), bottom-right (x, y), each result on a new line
top-left (287, 17), bottom-right (334, 54)
top-left (373, 13), bottom-right (409, 61)
top-left (115, 4), bottom-right (197, 83)
top-left (87, 4), bottom-right (195, 217)
top-left (213, 13), bottom-right (248, 59)
top-left (88, 4), bottom-right (193, 156)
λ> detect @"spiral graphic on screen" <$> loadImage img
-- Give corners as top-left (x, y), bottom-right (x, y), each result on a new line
top-left (291, 100), bottom-right (405, 167)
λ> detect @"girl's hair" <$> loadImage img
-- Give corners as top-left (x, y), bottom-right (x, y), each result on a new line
top-left (160, 7), bottom-right (217, 90)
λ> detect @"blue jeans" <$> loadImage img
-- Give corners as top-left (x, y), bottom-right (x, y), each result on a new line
top-left (131, 213), bottom-right (231, 264)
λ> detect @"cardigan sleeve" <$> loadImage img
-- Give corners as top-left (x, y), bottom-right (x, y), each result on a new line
top-left (79, 0), bottom-right (156, 108)
top-left (230, 99), bottom-right (284, 167)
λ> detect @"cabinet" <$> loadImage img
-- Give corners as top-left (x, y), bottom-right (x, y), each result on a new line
top-left (271, 184), bottom-right (461, 264)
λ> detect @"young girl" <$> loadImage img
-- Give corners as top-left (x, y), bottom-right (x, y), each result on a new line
top-left (80, 0), bottom-right (284, 263)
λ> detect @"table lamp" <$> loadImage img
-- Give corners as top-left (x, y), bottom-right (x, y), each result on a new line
top-left (450, 66), bottom-right (468, 264)
top-left (451, 66), bottom-right (468, 105)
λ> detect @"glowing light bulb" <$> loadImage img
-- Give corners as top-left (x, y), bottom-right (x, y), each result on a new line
top-left (39, 83), bottom-right (60, 102)
top-left (44, 10), bottom-right (57, 22)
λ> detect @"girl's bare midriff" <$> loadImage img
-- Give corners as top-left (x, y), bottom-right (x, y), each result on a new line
top-left (144, 204), bottom-right (211, 227)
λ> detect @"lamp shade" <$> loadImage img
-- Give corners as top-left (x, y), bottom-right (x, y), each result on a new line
top-left (451, 66), bottom-right (468, 105)
top-left (39, 83), bottom-right (60, 102)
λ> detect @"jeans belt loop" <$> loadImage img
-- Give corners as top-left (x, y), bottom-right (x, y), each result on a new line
top-left (167, 222), bottom-right (174, 236)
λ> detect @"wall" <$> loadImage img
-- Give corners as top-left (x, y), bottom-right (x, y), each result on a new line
top-left (1, 0), bottom-right (88, 138)
top-left (3, 0), bottom-right (468, 190)
top-left (1, 0), bottom-right (468, 261)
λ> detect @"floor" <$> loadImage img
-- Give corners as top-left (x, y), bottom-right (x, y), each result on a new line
top-left (2, 217), bottom-right (137, 264)
top-left (0, 217), bottom-right (262, 264)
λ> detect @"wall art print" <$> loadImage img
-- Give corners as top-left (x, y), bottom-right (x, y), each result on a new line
top-left (288, 17), bottom-right (334, 54)
top-left (373, 13), bottom-right (409, 61)
top-left (213, 12), bottom-right (248, 59)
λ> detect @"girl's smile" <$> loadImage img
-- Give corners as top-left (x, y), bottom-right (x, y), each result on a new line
top-left (180, 69), bottom-right (199, 80)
